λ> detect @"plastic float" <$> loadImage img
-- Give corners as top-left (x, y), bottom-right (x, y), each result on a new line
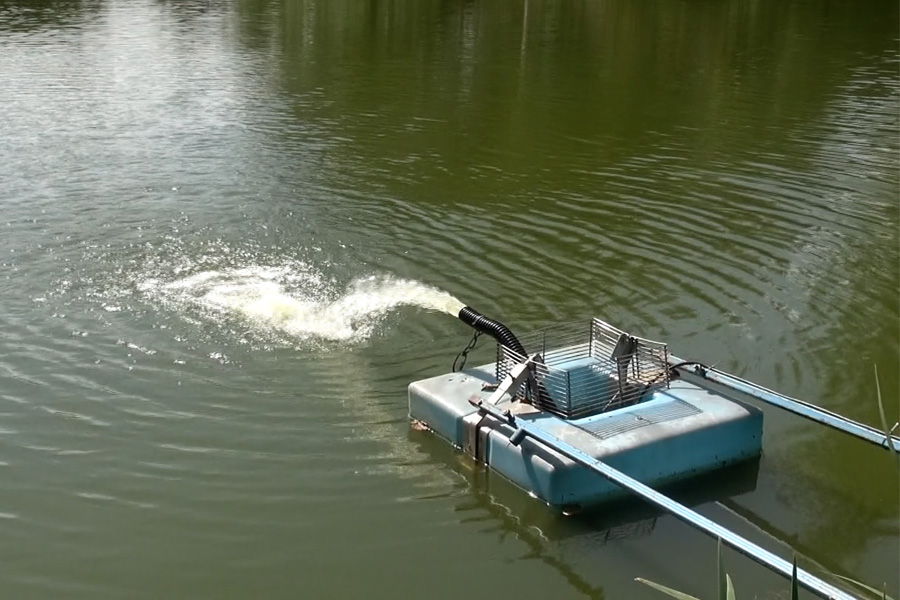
top-left (409, 306), bottom-right (900, 600)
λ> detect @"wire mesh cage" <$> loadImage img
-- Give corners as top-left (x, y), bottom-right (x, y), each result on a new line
top-left (495, 318), bottom-right (671, 419)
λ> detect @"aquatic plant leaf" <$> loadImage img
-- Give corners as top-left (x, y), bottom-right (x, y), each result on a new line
top-left (836, 575), bottom-right (896, 600)
top-left (717, 538), bottom-right (729, 600)
top-left (873, 364), bottom-right (899, 460)
top-left (634, 578), bottom-right (702, 600)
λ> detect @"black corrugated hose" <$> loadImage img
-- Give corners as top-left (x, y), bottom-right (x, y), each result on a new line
top-left (457, 306), bottom-right (528, 358)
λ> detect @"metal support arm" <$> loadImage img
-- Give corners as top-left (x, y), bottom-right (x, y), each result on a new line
top-left (669, 356), bottom-right (900, 453)
top-left (468, 396), bottom-right (856, 600)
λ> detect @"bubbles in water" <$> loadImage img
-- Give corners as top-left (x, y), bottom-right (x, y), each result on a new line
top-left (136, 263), bottom-right (464, 346)
top-left (68, 233), bottom-right (465, 349)
top-left (324, 275), bottom-right (465, 321)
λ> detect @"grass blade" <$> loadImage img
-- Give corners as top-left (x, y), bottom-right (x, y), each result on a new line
top-left (836, 575), bottom-right (896, 600)
top-left (873, 364), bottom-right (899, 459)
top-left (718, 538), bottom-right (727, 600)
top-left (634, 578), bottom-right (702, 600)
top-left (716, 539), bottom-right (735, 600)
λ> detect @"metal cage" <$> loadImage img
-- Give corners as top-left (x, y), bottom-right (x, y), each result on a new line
top-left (495, 318), bottom-right (671, 419)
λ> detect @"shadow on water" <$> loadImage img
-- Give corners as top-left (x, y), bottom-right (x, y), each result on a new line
top-left (408, 424), bottom-right (763, 599)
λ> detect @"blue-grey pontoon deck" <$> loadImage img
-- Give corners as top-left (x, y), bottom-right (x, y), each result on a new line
top-left (410, 360), bottom-right (762, 509)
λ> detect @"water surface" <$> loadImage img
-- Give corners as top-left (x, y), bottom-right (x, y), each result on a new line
top-left (1, 1), bottom-right (897, 598)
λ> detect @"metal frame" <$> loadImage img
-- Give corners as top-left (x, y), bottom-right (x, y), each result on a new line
top-left (494, 319), bottom-right (671, 419)
top-left (455, 323), bottom-right (898, 598)
top-left (470, 362), bottom-right (858, 600)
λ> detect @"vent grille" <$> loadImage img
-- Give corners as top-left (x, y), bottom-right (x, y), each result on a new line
top-left (578, 399), bottom-right (701, 439)
top-left (495, 318), bottom-right (670, 419)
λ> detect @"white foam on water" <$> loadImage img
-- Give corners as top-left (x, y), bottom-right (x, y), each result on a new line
top-left (138, 265), bottom-right (464, 345)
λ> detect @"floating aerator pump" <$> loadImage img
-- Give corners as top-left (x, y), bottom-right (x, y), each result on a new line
top-left (410, 307), bottom-right (897, 600)
top-left (456, 305), bottom-right (527, 357)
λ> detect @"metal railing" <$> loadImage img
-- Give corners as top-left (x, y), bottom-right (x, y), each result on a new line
top-left (495, 318), bottom-right (671, 419)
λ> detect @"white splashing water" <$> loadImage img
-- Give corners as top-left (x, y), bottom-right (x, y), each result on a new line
top-left (138, 265), bottom-right (464, 344)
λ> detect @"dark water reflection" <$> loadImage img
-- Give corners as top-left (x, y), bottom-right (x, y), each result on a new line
top-left (0, 0), bottom-right (897, 598)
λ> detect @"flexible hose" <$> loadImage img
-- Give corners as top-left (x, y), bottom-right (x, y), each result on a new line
top-left (457, 306), bottom-right (528, 357)
top-left (457, 306), bottom-right (560, 411)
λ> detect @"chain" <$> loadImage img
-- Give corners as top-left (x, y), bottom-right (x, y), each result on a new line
top-left (452, 331), bottom-right (482, 372)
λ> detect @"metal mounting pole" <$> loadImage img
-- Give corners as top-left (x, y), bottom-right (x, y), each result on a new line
top-left (669, 357), bottom-right (900, 453)
top-left (469, 397), bottom-right (856, 600)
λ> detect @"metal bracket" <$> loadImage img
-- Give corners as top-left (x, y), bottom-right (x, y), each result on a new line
top-left (462, 411), bottom-right (488, 462)
top-left (484, 353), bottom-right (543, 405)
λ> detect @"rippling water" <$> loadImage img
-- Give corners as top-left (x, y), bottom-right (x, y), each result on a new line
top-left (1, 1), bottom-right (897, 598)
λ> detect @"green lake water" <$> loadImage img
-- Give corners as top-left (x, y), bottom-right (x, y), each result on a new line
top-left (1, 1), bottom-right (897, 598)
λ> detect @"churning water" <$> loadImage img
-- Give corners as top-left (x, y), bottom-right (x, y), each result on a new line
top-left (138, 266), bottom-right (465, 344)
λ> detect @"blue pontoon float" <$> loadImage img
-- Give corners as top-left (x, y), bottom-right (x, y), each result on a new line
top-left (409, 306), bottom-right (900, 600)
